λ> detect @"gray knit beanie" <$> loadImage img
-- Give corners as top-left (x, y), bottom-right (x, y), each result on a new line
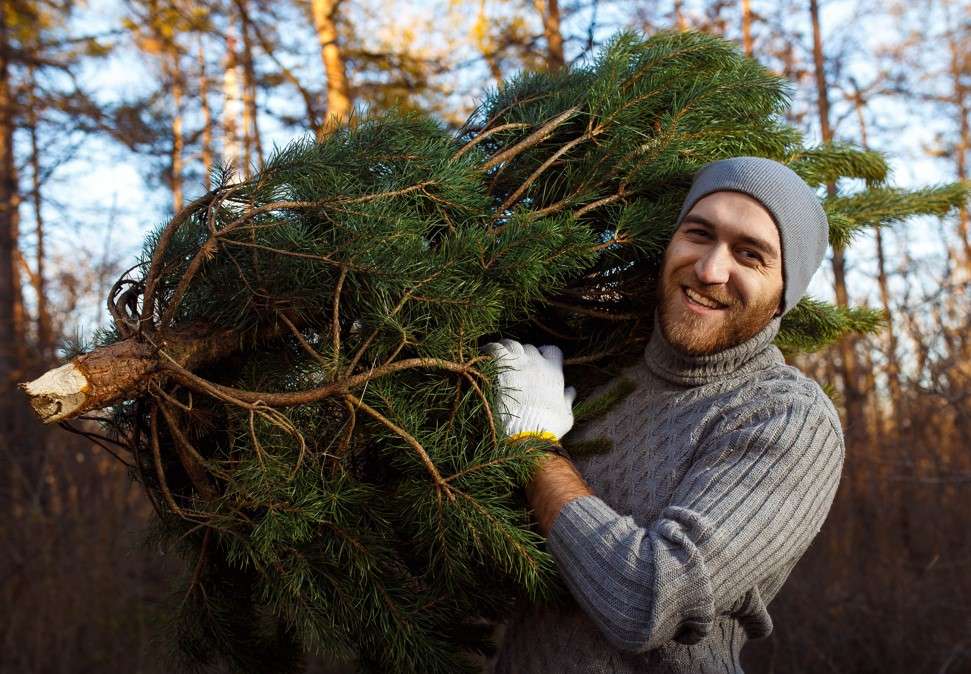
top-left (675, 156), bottom-right (829, 316)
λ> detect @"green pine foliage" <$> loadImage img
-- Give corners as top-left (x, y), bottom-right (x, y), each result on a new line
top-left (92, 29), bottom-right (969, 673)
top-left (775, 298), bottom-right (886, 354)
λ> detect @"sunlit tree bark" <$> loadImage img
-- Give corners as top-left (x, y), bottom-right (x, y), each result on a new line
top-left (312, 0), bottom-right (352, 134)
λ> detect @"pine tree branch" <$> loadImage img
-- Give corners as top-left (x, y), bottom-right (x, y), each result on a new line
top-left (343, 391), bottom-right (453, 500)
top-left (574, 190), bottom-right (626, 218)
top-left (141, 191), bottom-right (221, 327)
top-left (180, 527), bottom-right (211, 610)
top-left (277, 310), bottom-right (331, 370)
top-left (338, 396), bottom-right (357, 458)
top-left (495, 127), bottom-right (601, 216)
top-left (165, 354), bottom-right (489, 408)
top-left (333, 264), bottom-right (348, 371)
top-left (480, 106), bottom-right (581, 171)
top-left (150, 405), bottom-right (188, 519)
top-left (219, 238), bottom-right (368, 271)
top-left (460, 371), bottom-right (497, 450)
top-left (156, 396), bottom-right (222, 494)
top-left (452, 122), bottom-right (529, 160)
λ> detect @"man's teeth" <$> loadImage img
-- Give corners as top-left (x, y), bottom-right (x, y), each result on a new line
top-left (685, 287), bottom-right (724, 309)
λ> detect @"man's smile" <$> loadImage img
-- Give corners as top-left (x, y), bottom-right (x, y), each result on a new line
top-left (682, 286), bottom-right (729, 312)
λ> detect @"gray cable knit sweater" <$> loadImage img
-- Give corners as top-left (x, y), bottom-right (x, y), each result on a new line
top-left (491, 315), bottom-right (845, 673)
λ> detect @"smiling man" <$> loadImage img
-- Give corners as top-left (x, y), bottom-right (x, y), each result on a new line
top-left (484, 156), bottom-right (845, 673)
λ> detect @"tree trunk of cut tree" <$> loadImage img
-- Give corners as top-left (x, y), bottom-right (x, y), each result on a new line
top-left (19, 324), bottom-right (247, 424)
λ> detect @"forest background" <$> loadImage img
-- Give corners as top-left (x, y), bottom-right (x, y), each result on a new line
top-left (0, 0), bottom-right (968, 672)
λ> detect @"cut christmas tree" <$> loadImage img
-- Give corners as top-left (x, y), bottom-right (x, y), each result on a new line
top-left (20, 30), bottom-right (969, 674)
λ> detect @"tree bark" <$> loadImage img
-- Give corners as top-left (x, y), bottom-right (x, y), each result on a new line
top-left (198, 38), bottom-right (213, 192)
top-left (673, 0), bottom-right (685, 30)
top-left (312, 0), bottom-right (352, 134)
top-left (169, 52), bottom-right (184, 212)
top-left (27, 65), bottom-right (53, 365)
top-left (238, 3), bottom-right (264, 174)
top-left (222, 33), bottom-right (244, 178)
top-left (810, 0), bottom-right (867, 449)
top-left (533, 0), bottom-right (565, 69)
top-left (0, 6), bottom-right (22, 428)
top-left (741, 0), bottom-right (753, 56)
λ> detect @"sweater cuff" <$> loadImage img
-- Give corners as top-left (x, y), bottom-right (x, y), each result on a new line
top-left (548, 494), bottom-right (611, 549)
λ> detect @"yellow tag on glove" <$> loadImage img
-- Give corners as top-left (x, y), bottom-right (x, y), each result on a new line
top-left (507, 430), bottom-right (560, 444)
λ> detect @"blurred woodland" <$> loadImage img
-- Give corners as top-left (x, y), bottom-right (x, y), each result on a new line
top-left (1, 0), bottom-right (969, 672)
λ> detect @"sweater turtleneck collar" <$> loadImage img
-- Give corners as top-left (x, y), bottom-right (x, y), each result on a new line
top-left (642, 309), bottom-right (784, 387)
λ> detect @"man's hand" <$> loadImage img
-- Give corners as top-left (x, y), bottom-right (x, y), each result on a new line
top-left (479, 339), bottom-right (576, 442)
top-left (480, 339), bottom-right (591, 534)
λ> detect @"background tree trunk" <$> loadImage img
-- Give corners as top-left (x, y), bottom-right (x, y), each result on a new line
top-left (238, 3), bottom-right (264, 174)
top-left (810, 0), bottom-right (867, 449)
top-left (533, 0), bottom-right (565, 68)
top-left (222, 33), bottom-right (244, 177)
top-left (312, 0), bottom-right (352, 134)
top-left (168, 53), bottom-right (184, 212)
top-left (741, 0), bottom-right (753, 56)
top-left (198, 39), bottom-right (213, 192)
top-left (0, 6), bottom-right (23, 462)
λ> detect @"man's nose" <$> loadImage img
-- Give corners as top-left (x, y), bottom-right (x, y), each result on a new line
top-left (694, 245), bottom-right (731, 285)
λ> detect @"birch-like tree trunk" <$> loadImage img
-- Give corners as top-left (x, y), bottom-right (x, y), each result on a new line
top-left (311, 0), bottom-right (352, 134)
top-left (169, 53), bottom-right (184, 212)
top-left (222, 33), bottom-right (244, 178)
top-left (238, 4), bottom-right (264, 174)
top-left (198, 38), bottom-right (213, 192)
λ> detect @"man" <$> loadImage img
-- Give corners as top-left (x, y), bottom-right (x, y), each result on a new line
top-left (484, 156), bottom-right (845, 673)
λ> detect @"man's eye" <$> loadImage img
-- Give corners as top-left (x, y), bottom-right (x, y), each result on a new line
top-left (740, 250), bottom-right (763, 263)
top-left (686, 228), bottom-right (709, 237)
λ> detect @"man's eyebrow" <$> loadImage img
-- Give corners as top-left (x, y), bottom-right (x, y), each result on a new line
top-left (680, 213), bottom-right (779, 260)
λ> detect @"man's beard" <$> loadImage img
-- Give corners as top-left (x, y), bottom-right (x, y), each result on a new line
top-left (656, 266), bottom-right (782, 356)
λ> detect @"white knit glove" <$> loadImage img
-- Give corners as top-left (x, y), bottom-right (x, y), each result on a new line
top-left (480, 339), bottom-right (577, 443)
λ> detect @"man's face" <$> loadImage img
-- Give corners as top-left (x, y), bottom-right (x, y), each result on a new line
top-left (657, 191), bottom-right (784, 355)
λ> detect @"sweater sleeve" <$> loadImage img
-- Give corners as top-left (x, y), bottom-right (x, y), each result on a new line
top-left (545, 394), bottom-right (844, 654)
